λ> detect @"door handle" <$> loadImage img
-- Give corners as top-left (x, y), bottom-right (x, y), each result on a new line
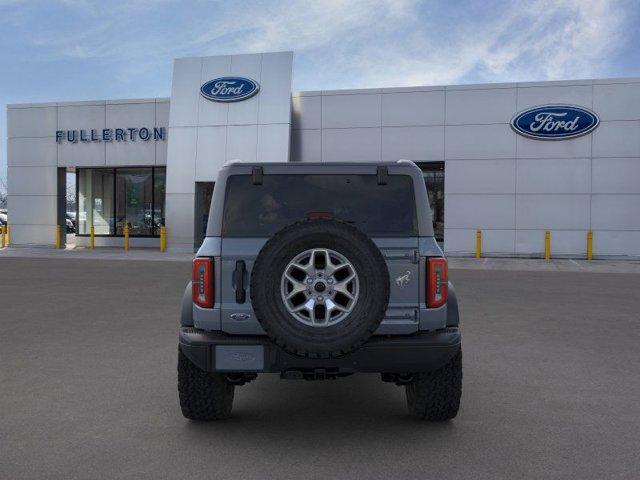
top-left (233, 260), bottom-right (246, 303)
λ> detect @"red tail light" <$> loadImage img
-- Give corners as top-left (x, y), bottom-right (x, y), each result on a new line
top-left (427, 257), bottom-right (448, 308)
top-left (192, 257), bottom-right (214, 308)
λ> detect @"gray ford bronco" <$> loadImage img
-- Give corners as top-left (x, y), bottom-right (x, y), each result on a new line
top-left (178, 161), bottom-right (462, 421)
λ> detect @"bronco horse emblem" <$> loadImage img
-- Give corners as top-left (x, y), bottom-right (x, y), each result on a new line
top-left (395, 270), bottom-right (411, 288)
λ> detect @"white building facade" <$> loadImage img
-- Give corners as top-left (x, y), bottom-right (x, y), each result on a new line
top-left (6, 52), bottom-right (640, 257)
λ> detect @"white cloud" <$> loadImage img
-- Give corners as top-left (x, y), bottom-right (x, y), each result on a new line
top-left (476, 0), bottom-right (625, 81)
top-left (6, 0), bottom-right (631, 88)
top-left (319, 0), bottom-right (626, 88)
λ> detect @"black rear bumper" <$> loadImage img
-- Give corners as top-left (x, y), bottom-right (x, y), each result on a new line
top-left (179, 327), bottom-right (461, 374)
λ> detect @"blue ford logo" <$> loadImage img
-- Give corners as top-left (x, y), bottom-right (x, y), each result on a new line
top-left (511, 105), bottom-right (599, 140)
top-left (200, 76), bottom-right (260, 102)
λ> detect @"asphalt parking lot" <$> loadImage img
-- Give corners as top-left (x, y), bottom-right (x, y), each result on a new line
top-left (1, 257), bottom-right (639, 480)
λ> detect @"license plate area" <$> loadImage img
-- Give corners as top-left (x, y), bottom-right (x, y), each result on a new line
top-left (215, 345), bottom-right (264, 371)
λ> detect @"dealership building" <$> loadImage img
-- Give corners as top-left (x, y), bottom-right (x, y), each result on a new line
top-left (6, 51), bottom-right (640, 257)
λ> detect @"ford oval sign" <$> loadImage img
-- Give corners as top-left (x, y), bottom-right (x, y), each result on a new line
top-left (200, 77), bottom-right (260, 102)
top-left (511, 105), bottom-right (599, 140)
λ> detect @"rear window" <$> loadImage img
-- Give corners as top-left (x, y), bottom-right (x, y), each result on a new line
top-left (222, 174), bottom-right (417, 237)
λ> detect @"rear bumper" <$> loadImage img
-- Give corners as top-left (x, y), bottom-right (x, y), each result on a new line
top-left (179, 327), bottom-right (461, 374)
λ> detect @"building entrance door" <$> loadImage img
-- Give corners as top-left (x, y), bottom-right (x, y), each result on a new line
top-left (194, 182), bottom-right (215, 249)
top-left (417, 162), bottom-right (444, 242)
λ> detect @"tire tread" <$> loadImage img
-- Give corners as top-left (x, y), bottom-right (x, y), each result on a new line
top-left (177, 349), bottom-right (234, 421)
top-left (406, 349), bottom-right (462, 421)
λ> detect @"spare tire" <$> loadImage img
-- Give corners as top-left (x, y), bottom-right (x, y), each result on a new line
top-left (250, 219), bottom-right (389, 358)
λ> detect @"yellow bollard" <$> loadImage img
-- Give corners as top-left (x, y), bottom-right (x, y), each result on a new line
top-left (123, 224), bottom-right (129, 251)
top-left (6, 224), bottom-right (10, 246)
top-left (587, 230), bottom-right (593, 261)
top-left (55, 224), bottom-right (62, 249)
top-left (160, 226), bottom-right (167, 252)
top-left (1, 225), bottom-right (5, 248)
top-left (90, 225), bottom-right (95, 250)
top-left (475, 229), bottom-right (482, 259)
top-left (544, 230), bottom-right (551, 261)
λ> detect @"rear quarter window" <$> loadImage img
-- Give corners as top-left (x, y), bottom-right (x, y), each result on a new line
top-left (222, 174), bottom-right (417, 237)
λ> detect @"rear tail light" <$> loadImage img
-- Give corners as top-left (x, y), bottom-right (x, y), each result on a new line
top-left (427, 257), bottom-right (448, 308)
top-left (192, 257), bottom-right (214, 308)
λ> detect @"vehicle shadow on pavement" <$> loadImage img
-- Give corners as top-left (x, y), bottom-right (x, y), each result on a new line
top-left (179, 373), bottom-right (460, 436)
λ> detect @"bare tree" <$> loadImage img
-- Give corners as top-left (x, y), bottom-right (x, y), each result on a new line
top-left (66, 178), bottom-right (76, 212)
top-left (0, 176), bottom-right (7, 209)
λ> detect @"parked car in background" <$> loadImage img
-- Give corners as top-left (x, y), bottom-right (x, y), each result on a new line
top-left (66, 212), bottom-right (76, 233)
top-left (0, 211), bottom-right (72, 232)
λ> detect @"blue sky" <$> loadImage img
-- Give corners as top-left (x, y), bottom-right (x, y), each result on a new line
top-left (1, 0), bottom-right (639, 188)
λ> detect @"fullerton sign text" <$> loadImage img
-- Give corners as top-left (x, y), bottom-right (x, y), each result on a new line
top-left (55, 127), bottom-right (166, 144)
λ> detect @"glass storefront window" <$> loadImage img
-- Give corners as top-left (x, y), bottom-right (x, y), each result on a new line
top-left (153, 169), bottom-right (166, 233)
top-left (78, 169), bottom-right (114, 235)
top-left (115, 169), bottom-right (153, 236)
top-left (77, 167), bottom-right (165, 237)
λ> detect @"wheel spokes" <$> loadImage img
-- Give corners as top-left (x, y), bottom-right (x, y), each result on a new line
top-left (325, 261), bottom-right (349, 277)
top-left (326, 298), bottom-right (348, 316)
top-left (285, 282), bottom-right (307, 299)
top-left (333, 273), bottom-right (356, 299)
top-left (281, 248), bottom-right (359, 327)
top-left (291, 297), bottom-right (314, 313)
top-left (310, 249), bottom-right (329, 270)
top-left (291, 261), bottom-right (314, 277)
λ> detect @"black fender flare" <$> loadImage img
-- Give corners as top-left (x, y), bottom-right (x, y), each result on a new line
top-left (446, 281), bottom-right (459, 327)
top-left (181, 282), bottom-right (193, 327)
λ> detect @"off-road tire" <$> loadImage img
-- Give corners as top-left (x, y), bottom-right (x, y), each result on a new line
top-left (178, 348), bottom-right (234, 420)
top-left (405, 349), bottom-right (462, 421)
top-left (250, 219), bottom-right (389, 359)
